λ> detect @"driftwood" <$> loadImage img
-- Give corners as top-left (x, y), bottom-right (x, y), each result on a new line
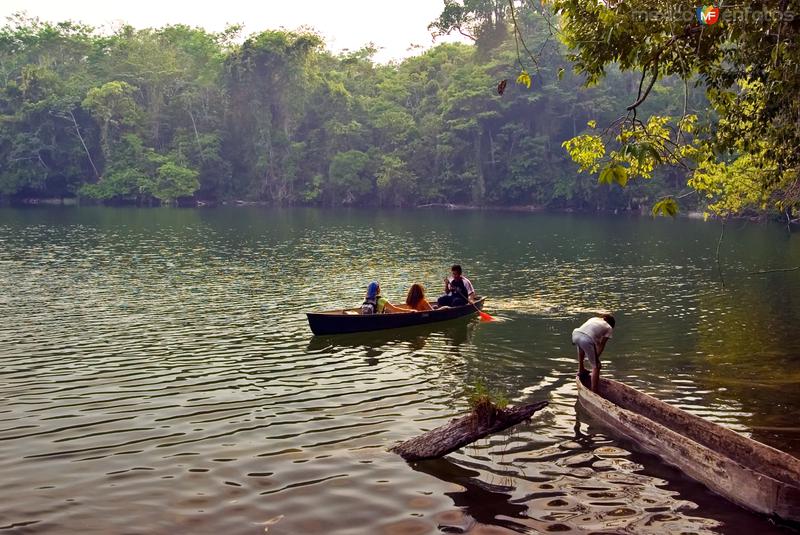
top-left (390, 400), bottom-right (548, 461)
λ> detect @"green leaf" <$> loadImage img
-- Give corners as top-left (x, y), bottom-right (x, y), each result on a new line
top-left (599, 164), bottom-right (628, 186)
top-left (651, 197), bottom-right (679, 217)
top-left (557, 67), bottom-right (565, 80)
top-left (598, 165), bottom-right (615, 185)
top-left (637, 149), bottom-right (647, 167)
top-left (516, 70), bottom-right (532, 89)
top-left (612, 165), bottom-right (629, 186)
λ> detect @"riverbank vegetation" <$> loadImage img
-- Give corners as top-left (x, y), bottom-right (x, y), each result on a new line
top-left (0, 4), bottom-right (796, 222)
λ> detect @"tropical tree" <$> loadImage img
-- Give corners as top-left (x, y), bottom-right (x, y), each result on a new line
top-left (501, 0), bottom-right (799, 219)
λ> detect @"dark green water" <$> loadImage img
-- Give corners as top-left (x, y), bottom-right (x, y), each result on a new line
top-left (1, 206), bottom-right (799, 534)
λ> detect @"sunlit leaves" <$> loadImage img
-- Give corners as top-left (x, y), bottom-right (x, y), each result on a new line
top-left (687, 154), bottom-right (788, 217)
top-left (613, 141), bottom-right (660, 179)
top-left (562, 134), bottom-right (605, 174)
top-left (564, 114), bottom-right (700, 190)
top-left (516, 70), bottom-right (531, 89)
top-left (677, 114), bottom-right (697, 134)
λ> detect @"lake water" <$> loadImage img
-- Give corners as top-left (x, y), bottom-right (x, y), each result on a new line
top-left (1, 206), bottom-right (799, 534)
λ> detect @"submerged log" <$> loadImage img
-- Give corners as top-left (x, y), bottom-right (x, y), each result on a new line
top-left (390, 400), bottom-right (548, 461)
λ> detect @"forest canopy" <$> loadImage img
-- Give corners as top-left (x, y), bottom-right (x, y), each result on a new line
top-left (0, 5), bottom-right (793, 220)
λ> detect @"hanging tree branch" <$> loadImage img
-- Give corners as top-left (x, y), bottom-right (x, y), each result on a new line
top-left (63, 110), bottom-right (101, 181)
top-left (628, 64), bottom-right (659, 112)
top-left (622, 24), bottom-right (700, 112)
top-left (716, 219), bottom-right (726, 289)
top-left (507, 0), bottom-right (540, 74)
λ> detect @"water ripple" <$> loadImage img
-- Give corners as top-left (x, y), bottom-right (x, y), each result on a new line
top-left (1, 207), bottom-right (798, 534)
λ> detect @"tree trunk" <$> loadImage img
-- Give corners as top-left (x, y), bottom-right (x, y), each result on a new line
top-left (488, 129), bottom-right (495, 167)
top-left (188, 109), bottom-right (206, 163)
top-left (474, 130), bottom-right (485, 204)
top-left (67, 110), bottom-right (101, 181)
top-left (390, 400), bottom-right (548, 462)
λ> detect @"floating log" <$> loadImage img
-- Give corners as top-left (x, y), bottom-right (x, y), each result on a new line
top-left (390, 400), bottom-right (548, 461)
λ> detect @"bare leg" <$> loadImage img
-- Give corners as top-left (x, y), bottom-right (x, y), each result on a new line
top-left (578, 347), bottom-right (586, 374)
top-left (591, 362), bottom-right (601, 392)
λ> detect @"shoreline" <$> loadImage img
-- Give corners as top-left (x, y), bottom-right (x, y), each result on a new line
top-left (3, 197), bottom-right (795, 225)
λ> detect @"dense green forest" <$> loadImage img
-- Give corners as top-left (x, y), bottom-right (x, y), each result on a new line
top-left (0, 10), bottom-right (707, 209)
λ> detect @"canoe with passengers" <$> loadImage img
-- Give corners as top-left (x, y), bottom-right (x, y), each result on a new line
top-left (306, 297), bottom-right (486, 335)
top-left (576, 375), bottom-right (800, 523)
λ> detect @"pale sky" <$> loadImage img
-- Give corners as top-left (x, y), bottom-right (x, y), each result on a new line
top-left (1, 0), bottom-right (466, 62)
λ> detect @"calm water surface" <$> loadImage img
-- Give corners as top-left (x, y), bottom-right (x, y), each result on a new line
top-left (1, 207), bottom-right (799, 534)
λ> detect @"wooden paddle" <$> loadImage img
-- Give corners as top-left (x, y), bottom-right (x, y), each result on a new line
top-left (474, 302), bottom-right (494, 321)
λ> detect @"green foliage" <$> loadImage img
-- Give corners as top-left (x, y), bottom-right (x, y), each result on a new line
top-left (77, 133), bottom-right (200, 202)
top-left (538, 0), bottom-right (800, 216)
top-left (598, 165), bottom-right (628, 187)
top-left (564, 115), bottom-right (697, 186)
top-left (82, 81), bottom-right (137, 127)
top-left (467, 381), bottom-right (509, 411)
top-left (652, 197), bottom-right (679, 217)
top-left (563, 132), bottom-right (605, 174)
top-left (429, 0), bottom-right (509, 51)
top-left (688, 154), bottom-right (788, 218)
top-left (328, 150), bottom-right (371, 204)
top-left (147, 161), bottom-right (200, 203)
top-left (80, 168), bottom-right (145, 200)
top-left (376, 154), bottom-right (417, 207)
top-left (0, 11), bottom-right (729, 214)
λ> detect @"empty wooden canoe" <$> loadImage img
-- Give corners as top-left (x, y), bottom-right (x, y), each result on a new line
top-left (576, 376), bottom-right (800, 522)
top-left (306, 297), bottom-right (486, 335)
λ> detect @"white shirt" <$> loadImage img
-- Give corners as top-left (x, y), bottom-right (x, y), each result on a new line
top-left (575, 317), bottom-right (613, 346)
top-left (448, 275), bottom-right (475, 297)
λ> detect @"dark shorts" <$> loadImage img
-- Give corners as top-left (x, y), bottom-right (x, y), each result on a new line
top-left (437, 294), bottom-right (467, 307)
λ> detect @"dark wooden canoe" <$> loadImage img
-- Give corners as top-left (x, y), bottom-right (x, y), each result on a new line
top-left (576, 375), bottom-right (800, 522)
top-left (306, 297), bottom-right (486, 335)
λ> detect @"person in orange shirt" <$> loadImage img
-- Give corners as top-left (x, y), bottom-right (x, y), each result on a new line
top-left (403, 283), bottom-right (433, 311)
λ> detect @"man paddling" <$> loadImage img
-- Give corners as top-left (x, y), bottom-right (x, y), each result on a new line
top-left (572, 314), bottom-right (615, 392)
top-left (437, 264), bottom-right (476, 307)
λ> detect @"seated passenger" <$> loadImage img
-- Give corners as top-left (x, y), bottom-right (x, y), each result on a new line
top-left (404, 283), bottom-right (433, 311)
top-left (361, 281), bottom-right (408, 314)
